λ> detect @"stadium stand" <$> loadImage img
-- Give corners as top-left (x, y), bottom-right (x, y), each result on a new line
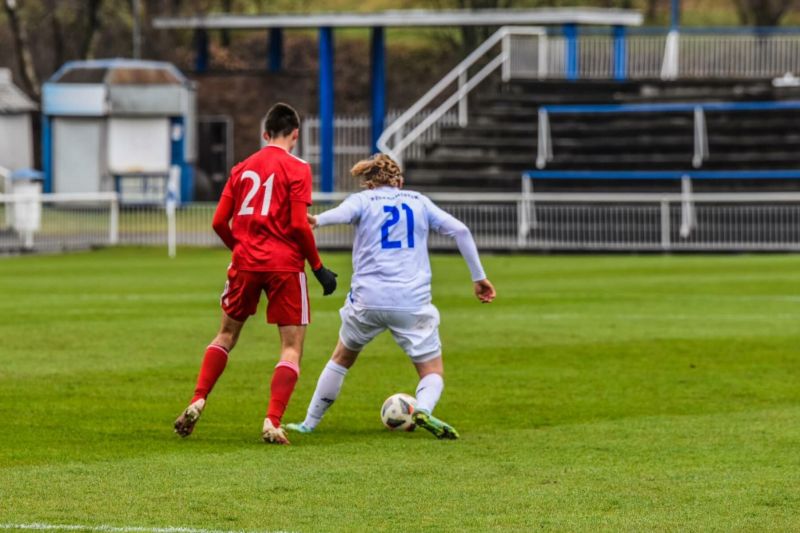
top-left (404, 79), bottom-right (800, 192)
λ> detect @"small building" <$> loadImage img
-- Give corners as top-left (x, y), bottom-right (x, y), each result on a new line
top-left (0, 68), bottom-right (36, 180)
top-left (42, 59), bottom-right (196, 203)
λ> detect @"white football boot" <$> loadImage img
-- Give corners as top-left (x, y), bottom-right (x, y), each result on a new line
top-left (174, 398), bottom-right (205, 437)
top-left (262, 418), bottom-right (290, 445)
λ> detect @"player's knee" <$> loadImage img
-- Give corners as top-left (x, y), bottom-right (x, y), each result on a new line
top-left (331, 350), bottom-right (358, 368)
top-left (415, 356), bottom-right (444, 378)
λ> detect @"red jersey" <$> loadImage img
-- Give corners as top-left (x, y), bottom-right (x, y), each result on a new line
top-left (221, 145), bottom-right (313, 272)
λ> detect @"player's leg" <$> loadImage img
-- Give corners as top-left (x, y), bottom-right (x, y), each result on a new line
top-left (175, 265), bottom-right (258, 438)
top-left (174, 312), bottom-right (245, 437)
top-left (261, 272), bottom-right (311, 444)
top-left (413, 356), bottom-right (445, 415)
top-left (411, 356), bottom-right (458, 440)
top-left (286, 300), bottom-right (384, 434)
top-left (387, 305), bottom-right (459, 439)
top-left (261, 325), bottom-right (304, 444)
top-left (286, 340), bottom-right (360, 433)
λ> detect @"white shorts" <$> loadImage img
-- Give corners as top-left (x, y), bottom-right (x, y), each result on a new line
top-left (338, 299), bottom-right (442, 363)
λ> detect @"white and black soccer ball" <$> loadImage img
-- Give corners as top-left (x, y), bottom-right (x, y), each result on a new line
top-left (380, 393), bottom-right (417, 431)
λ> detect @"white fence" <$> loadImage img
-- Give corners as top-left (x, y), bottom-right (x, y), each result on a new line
top-left (0, 192), bottom-right (118, 253)
top-left (507, 31), bottom-right (800, 81)
top-left (3, 191), bottom-right (800, 254)
top-left (519, 192), bottom-right (800, 251)
top-left (299, 110), bottom-right (459, 192)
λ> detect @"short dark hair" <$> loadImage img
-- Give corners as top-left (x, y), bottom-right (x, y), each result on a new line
top-left (264, 103), bottom-right (300, 138)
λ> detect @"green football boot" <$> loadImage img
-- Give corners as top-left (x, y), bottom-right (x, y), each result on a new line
top-left (412, 409), bottom-right (459, 440)
top-left (285, 422), bottom-right (314, 434)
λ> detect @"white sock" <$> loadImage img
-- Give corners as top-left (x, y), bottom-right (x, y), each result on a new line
top-left (415, 373), bottom-right (444, 414)
top-left (303, 360), bottom-right (348, 429)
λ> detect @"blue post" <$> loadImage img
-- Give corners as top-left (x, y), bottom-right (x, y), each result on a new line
top-left (195, 29), bottom-right (209, 73)
top-left (564, 24), bottom-right (579, 81)
top-left (612, 25), bottom-right (627, 81)
top-left (671, 0), bottom-right (681, 29)
top-left (170, 117), bottom-right (194, 203)
top-left (370, 26), bottom-right (386, 154)
top-left (42, 115), bottom-right (52, 193)
top-left (319, 27), bottom-right (334, 193)
top-left (269, 28), bottom-right (283, 73)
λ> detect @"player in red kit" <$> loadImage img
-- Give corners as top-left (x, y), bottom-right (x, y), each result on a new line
top-left (174, 103), bottom-right (338, 445)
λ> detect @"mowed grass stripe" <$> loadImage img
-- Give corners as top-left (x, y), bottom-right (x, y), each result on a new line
top-left (1, 248), bottom-right (799, 531)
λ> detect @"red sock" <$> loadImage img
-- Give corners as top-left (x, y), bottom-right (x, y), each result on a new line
top-left (191, 345), bottom-right (229, 403)
top-left (267, 360), bottom-right (300, 427)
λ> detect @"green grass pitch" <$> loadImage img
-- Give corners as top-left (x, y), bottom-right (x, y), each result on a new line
top-left (1, 248), bottom-right (799, 532)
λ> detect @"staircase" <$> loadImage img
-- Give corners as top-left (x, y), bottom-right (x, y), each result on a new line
top-left (403, 79), bottom-right (800, 192)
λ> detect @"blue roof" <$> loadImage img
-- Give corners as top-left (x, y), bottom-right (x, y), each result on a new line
top-left (10, 168), bottom-right (44, 181)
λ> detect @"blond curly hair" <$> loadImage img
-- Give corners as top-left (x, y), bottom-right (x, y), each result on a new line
top-left (350, 153), bottom-right (403, 189)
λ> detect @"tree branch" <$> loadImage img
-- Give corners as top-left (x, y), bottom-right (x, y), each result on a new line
top-left (2, 0), bottom-right (40, 99)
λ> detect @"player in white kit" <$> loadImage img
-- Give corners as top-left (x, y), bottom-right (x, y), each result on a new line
top-left (286, 154), bottom-right (495, 439)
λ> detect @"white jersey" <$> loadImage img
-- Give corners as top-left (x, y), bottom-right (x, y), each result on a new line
top-left (315, 186), bottom-right (486, 311)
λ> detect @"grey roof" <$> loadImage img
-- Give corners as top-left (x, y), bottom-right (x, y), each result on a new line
top-left (0, 69), bottom-right (36, 113)
top-left (153, 8), bottom-right (643, 30)
top-left (48, 59), bottom-right (188, 86)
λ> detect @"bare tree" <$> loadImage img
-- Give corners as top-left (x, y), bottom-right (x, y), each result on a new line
top-left (45, 0), bottom-right (65, 71)
top-left (3, 0), bottom-right (40, 98)
top-left (732, 0), bottom-right (797, 25)
top-left (220, 0), bottom-right (232, 47)
top-left (78, 0), bottom-right (104, 60)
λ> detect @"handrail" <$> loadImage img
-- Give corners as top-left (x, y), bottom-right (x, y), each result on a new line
top-left (575, 26), bottom-right (800, 36)
top-left (541, 100), bottom-right (800, 114)
top-left (523, 169), bottom-right (800, 180)
top-left (377, 25), bottom-right (547, 164)
top-left (536, 100), bottom-right (800, 170)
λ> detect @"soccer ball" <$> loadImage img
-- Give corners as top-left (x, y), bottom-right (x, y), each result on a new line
top-left (380, 393), bottom-right (417, 431)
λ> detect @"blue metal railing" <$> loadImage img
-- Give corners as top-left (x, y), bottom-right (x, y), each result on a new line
top-left (524, 170), bottom-right (800, 180)
top-left (537, 100), bottom-right (800, 170)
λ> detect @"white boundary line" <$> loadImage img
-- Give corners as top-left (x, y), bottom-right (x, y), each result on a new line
top-left (0, 524), bottom-right (290, 533)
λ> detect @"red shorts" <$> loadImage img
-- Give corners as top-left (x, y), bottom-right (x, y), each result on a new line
top-left (220, 265), bottom-right (310, 326)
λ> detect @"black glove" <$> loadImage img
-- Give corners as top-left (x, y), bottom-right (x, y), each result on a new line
top-left (313, 265), bottom-right (338, 296)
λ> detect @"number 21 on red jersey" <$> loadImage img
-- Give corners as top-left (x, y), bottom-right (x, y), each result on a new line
top-left (237, 170), bottom-right (275, 216)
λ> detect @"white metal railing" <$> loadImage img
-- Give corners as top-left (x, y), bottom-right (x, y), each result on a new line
top-left (300, 110), bottom-right (459, 192)
top-left (514, 29), bottom-right (800, 82)
top-left (517, 190), bottom-right (800, 251)
top-left (377, 26), bottom-right (547, 165)
top-left (664, 33), bottom-right (800, 80)
top-left (0, 192), bottom-right (119, 252)
top-left (3, 191), bottom-right (800, 253)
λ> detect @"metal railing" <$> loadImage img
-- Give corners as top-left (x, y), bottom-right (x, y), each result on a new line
top-left (4, 190), bottom-right (800, 254)
top-left (299, 110), bottom-right (459, 192)
top-left (377, 26), bottom-right (547, 165)
top-left (517, 191), bottom-right (800, 251)
top-left (661, 30), bottom-right (800, 80)
top-left (536, 100), bottom-right (800, 170)
top-left (0, 192), bottom-right (119, 253)
top-left (488, 27), bottom-right (800, 81)
top-left (521, 170), bottom-right (800, 250)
